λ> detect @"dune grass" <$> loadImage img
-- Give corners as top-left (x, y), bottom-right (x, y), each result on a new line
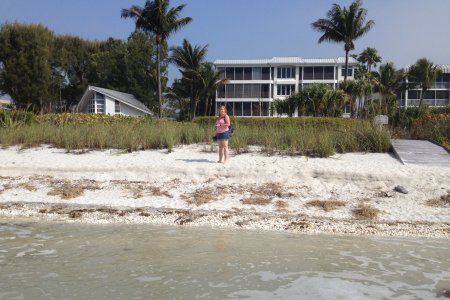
top-left (0, 113), bottom-right (391, 157)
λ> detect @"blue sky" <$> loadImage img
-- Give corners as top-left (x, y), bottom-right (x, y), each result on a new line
top-left (1, 0), bottom-right (449, 83)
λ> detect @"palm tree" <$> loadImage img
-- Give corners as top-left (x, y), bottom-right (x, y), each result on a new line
top-left (358, 47), bottom-right (381, 73)
top-left (121, 0), bottom-right (192, 118)
top-left (197, 63), bottom-right (228, 116)
top-left (407, 58), bottom-right (442, 107)
top-left (372, 62), bottom-right (404, 114)
top-left (339, 79), bottom-right (372, 117)
top-left (166, 79), bottom-right (190, 120)
top-left (311, 0), bottom-right (375, 81)
top-left (170, 39), bottom-right (208, 120)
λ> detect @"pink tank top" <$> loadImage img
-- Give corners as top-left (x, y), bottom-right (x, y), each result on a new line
top-left (216, 116), bottom-right (229, 133)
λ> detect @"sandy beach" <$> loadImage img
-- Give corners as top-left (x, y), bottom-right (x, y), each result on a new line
top-left (1, 144), bottom-right (449, 238)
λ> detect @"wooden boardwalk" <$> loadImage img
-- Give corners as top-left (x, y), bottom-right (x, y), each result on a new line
top-left (391, 139), bottom-right (450, 167)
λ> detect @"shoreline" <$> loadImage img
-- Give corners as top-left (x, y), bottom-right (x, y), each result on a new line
top-left (1, 202), bottom-right (449, 239)
top-left (1, 144), bottom-right (449, 239)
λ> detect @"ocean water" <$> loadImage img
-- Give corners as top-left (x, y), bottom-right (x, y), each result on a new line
top-left (0, 218), bottom-right (449, 300)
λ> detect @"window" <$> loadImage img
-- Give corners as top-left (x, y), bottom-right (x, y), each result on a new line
top-left (88, 94), bottom-right (95, 113)
top-left (436, 90), bottom-right (449, 99)
top-left (226, 84), bottom-right (235, 98)
top-left (252, 67), bottom-right (262, 80)
top-left (303, 67), bottom-right (313, 80)
top-left (235, 84), bottom-right (243, 98)
top-left (251, 101), bottom-right (270, 116)
top-left (424, 90), bottom-right (435, 99)
top-left (408, 90), bottom-right (420, 99)
top-left (95, 93), bottom-right (104, 114)
top-left (324, 67), bottom-right (334, 79)
top-left (276, 84), bottom-right (295, 96)
top-left (261, 84), bottom-right (270, 98)
top-left (344, 104), bottom-right (351, 114)
top-left (115, 100), bottom-right (120, 114)
top-left (235, 67), bottom-right (243, 80)
top-left (243, 102), bottom-right (251, 116)
top-left (243, 84), bottom-right (252, 98)
top-left (226, 102), bottom-right (234, 115)
top-left (218, 67), bottom-right (226, 80)
top-left (225, 67), bottom-right (234, 80)
top-left (218, 85), bottom-right (225, 98)
top-left (244, 67), bottom-right (252, 80)
top-left (277, 67), bottom-right (295, 79)
top-left (341, 68), bottom-right (353, 77)
top-left (313, 67), bottom-right (324, 80)
top-left (234, 102), bottom-right (243, 116)
top-left (252, 84), bottom-right (261, 98)
top-left (433, 74), bottom-right (450, 89)
top-left (436, 91), bottom-right (449, 106)
top-left (262, 67), bottom-right (271, 80)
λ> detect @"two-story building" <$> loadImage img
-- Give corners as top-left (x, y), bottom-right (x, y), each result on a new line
top-left (400, 65), bottom-right (450, 108)
top-left (213, 56), bottom-right (358, 116)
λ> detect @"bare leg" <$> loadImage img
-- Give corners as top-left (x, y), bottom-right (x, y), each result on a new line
top-left (223, 140), bottom-right (229, 163)
top-left (218, 141), bottom-right (223, 163)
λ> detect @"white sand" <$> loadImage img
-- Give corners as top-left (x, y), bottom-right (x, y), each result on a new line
top-left (1, 144), bottom-right (449, 238)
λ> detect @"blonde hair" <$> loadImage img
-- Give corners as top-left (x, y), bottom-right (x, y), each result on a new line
top-left (217, 105), bottom-right (227, 116)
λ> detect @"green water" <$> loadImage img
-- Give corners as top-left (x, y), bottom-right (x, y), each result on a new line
top-left (0, 218), bottom-right (449, 299)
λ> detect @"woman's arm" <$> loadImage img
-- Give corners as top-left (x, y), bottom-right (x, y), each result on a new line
top-left (223, 115), bottom-right (230, 127)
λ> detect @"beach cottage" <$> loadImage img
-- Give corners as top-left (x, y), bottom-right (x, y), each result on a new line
top-left (77, 86), bottom-right (153, 116)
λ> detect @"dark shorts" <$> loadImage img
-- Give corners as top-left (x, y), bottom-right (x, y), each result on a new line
top-left (216, 131), bottom-right (230, 141)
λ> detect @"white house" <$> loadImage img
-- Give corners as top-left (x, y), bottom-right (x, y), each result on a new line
top-left (213, 56), bottom-right (358, 116)
top-left (399, 64), bottom-right (450, 108)
top-left (0, 98), bottom-right (12, 108)
top-left (77, 86), bottom-right (153, 116)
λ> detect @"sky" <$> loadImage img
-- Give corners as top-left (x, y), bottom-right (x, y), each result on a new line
top-left (1, 0), bottom-right (449, 84)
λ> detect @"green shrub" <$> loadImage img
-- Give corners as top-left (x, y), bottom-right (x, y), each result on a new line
top-left (411, 113), bottom-right (450, 149)
top-left (0, 110), bottom-right (35, 128)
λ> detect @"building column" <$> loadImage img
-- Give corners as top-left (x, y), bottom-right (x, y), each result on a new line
top-left (405, 77), bottom-right (409, 108)
top-left (294, 66), bottom-right (300, 117)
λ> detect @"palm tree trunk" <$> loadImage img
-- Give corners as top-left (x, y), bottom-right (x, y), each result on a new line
top-left (157, 43), bottom-right (162, 118)
top-left (419, 88), bottom-right (424, 107)
top-left (344, 50), bottom-right (349, 82)
top-left (189, 84), bottom-right (194, 120)
top-left (204, 97), bottom-right (209, 116)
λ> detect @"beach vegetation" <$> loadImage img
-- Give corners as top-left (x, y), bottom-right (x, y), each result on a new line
top-left (306, 200), bottom-right (346, 212)
top-left (241, 196), bottom-right (272, 206)
top-left (183, 187), bottom-right (217, 206)
top-left (352, 204), bottom-right (380, 220)
top-left (426, 191), bottom-right (450, 208)
top-left (275, 200), bottom-right (289, 210)
top-left (0, 113), bottom-right (391, 157)
top-left (274, 84), bottom-right (346, 118)
top-left (47, 182), bottom-right (84, 199)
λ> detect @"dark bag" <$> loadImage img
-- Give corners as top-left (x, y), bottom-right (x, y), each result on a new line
top-left (228, 122), bottom-right (234, 137)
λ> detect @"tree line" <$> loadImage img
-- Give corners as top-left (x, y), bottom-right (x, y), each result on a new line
top-left (273, 0), bottom-right (443, 118)
top-left (0, 22), bottom-right (165, 114)
top-left (0, 0), bottom-right (444, 120)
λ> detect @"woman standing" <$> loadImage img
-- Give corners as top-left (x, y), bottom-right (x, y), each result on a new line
top-left (215, 105), bottom-right (231, 163)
